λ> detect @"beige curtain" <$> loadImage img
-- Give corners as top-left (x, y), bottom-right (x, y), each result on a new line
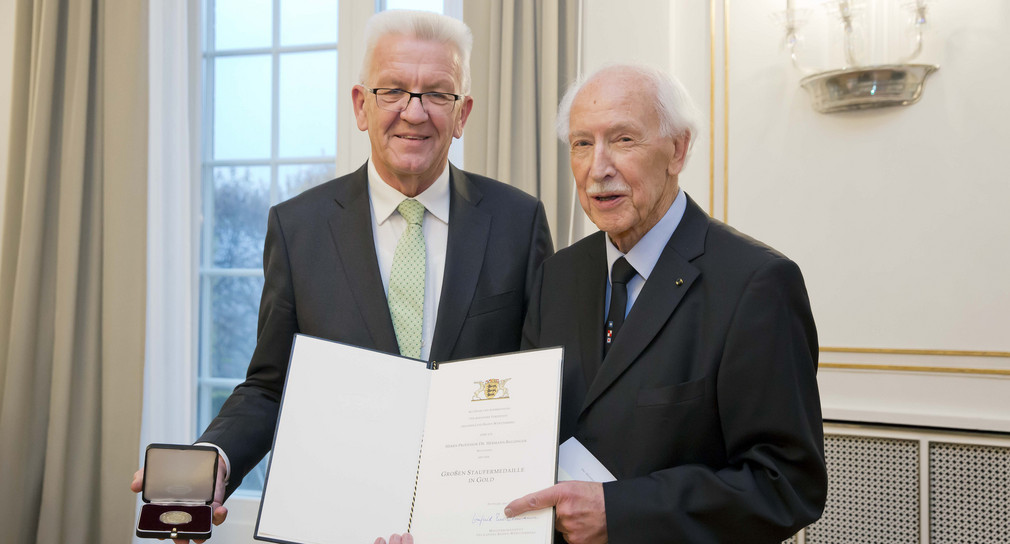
top-left (464, 0), bottom-right (581, 248)
top-left (0, 0), bottom-right (148, 542)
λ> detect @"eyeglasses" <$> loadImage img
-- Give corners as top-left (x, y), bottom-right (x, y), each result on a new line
top-left (365, 87), bottom-right (463, 114)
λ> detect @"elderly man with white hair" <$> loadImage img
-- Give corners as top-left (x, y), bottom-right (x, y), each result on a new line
top-left (502, 64), bottom-right (827, 543)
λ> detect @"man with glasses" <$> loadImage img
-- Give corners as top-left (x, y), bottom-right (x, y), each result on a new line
top-left (501, 64), bottom-right (825, 543)
top-left (132, 9), bottom-right (552, 537)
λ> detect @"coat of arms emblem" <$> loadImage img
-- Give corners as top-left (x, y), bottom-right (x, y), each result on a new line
top-left (472, 378), bottom-right (511, 401)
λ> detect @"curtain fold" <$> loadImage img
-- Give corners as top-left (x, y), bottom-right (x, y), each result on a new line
top-left (464, 0), bottom-right (583, 248)
top-left (0, 0), bottom-right (148, 543)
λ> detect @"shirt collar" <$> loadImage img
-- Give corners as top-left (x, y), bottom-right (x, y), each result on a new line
top-left (605, 188), bottom-right (687, 281)
top-left (367, 160), bottom-right (451, 225)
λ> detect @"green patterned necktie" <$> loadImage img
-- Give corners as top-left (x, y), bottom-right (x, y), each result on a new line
top-left (388, 198), bottom-right (426, 358)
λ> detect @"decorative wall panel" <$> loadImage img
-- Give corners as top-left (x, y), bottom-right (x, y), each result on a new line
top-left (929, 442), bottom-right (1010, 543)
top-left (805, 435), bottom-right (920, 543)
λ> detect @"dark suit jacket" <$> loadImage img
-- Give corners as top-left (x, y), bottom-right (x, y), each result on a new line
top-left (522, 195), bottom-right (826, 543)
top-left (200, 163), bottom-right (553, 495)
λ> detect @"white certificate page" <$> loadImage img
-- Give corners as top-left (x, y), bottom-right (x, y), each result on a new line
top-left (256, 336), bottom-right (432, 544)
top-left (409, 348), bottom-right (563, 544)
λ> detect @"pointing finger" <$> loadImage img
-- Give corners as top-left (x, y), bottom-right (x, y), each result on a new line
top-left (504, 486), bottom-right (562, 517)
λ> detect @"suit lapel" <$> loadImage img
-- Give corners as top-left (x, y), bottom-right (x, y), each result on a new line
top-left (580, 196), bottom-right (710, 415)
top-left (574, 233), bottom-right (607, 390)
top-left (328, 164), bottom-right (399, 354)
top-left (430, 165), bottom-right (490, 361)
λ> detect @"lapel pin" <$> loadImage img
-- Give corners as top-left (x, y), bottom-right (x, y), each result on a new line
top-left (675, 278), bottom-right (684, 286)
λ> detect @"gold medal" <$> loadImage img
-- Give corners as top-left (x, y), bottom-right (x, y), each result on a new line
top-left (159, 510), bottom-right (193, 525)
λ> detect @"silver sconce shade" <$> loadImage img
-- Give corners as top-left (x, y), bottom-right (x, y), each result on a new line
top-left (800, 64), bottom-right (939, 113)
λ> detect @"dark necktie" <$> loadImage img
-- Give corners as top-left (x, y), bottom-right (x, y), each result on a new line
top-left (604, 257), bottom-right (636, 356)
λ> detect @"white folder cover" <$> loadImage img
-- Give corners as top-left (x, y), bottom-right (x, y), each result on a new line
top-left (255, 335), bottom-right (563, 544)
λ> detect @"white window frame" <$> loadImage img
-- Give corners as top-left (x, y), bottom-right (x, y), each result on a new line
top-left (144, 1), bottom-right (373, 542)
top-left (145, 2), bottom-right (464, 541)
top-left (196, 1), bottom-right (343, 484)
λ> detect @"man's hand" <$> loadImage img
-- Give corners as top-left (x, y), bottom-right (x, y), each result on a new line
top-left (374, 534), bottom-right (413, 544)
top-left (505, 481), bottom-right (607, 544)
top-left (131, 455), bottom-right (229, 544)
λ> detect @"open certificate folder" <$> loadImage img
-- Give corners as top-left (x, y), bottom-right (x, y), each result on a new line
top-left (255, 335), bottom-right (564, 544)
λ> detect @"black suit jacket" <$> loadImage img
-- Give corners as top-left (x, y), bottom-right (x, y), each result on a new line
top-left (200, 163), bottom-right (553, 495)
top-left (522, 195), bottom-right (826, 543)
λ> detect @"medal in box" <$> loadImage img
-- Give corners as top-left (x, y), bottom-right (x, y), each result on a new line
top-left (137, 444), bottom-right (218, 540)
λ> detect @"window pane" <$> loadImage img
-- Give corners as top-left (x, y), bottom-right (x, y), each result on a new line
top-left (279, 51), bottom-right (337, 158)
top-left (281, 0), bottom-right (338, 46)
top-left (278, 163), bottom-right (337, 202)
top-left (211, 166), bottom-right (270, 269)
top-left (237, 457), bottom-right (270, 495)
top-left (207, 275), bottom-right (265, 378)
top-left (196, 386), bottom-right (270, 496)
top-left (206, 383), bottom-right (238, 421)
top-left (215, 0), bottom-right (273, 50)
top-left (384, 0), bottom-right (443, 12)
top-left (214, 55), bottom-right (272, 160)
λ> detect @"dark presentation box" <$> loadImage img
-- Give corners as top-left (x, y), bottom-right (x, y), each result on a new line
top-left (137, 444), bottom-right (217, 540)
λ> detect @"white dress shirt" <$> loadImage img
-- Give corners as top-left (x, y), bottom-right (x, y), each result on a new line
top-left (604, 188), bottom-right (688, 318)
top-left (367, 160), bottom-right (450, 361)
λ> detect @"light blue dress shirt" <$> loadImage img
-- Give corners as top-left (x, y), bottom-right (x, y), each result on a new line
top-left (604, 188), bottom-right (688, 318)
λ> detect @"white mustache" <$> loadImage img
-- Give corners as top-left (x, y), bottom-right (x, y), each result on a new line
top-left (584, 180), bottom-right (630, 196)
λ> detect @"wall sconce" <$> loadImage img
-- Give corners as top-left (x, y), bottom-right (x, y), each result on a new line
top-left (783, 0), bottom-right (939, 113)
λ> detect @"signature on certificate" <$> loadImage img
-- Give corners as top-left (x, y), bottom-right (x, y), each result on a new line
top-left (471, 511), bottom-right (536, 526)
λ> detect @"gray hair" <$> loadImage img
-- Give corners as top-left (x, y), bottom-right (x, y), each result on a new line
top-left (360, 10), bottom-right (474, 95)
top-left (556, 64), bottom-right (700, 154)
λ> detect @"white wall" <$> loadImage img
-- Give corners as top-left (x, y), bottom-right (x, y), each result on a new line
top-left (726, 0), bottom-right (1010, 432)
top-left (0, 0), bottom-right (16, 229)
top-left (728, 0), bottom-right (1009, 353)
top-left (580, 0), bottom-right (713, 230)
top-left (582, 1), bottom-right (1010, 433)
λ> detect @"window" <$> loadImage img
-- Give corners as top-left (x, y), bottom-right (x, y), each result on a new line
top-left (198, 0), bottom-right (339, 495)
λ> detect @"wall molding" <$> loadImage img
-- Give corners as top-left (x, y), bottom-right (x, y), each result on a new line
top-left (708, 0), bottom-right (716, 216)
top-left (822, 347), bottom-right (1010, 359)
top-left (721, 0), bottom-right (729, 223)
top-left (706, 0), bottom-right (731, 221)
top-left (820, 362), bottom-right (1010, 377)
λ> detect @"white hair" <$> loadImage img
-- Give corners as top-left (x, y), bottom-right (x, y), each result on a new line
top-left (360, 9), bottom-right (474, 95)
top-left (556, 64), bottom-right (701, 154)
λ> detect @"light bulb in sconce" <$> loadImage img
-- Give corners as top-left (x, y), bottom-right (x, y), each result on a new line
top-left (776, 0), bottom-right (865, 75)
top-left (898, 0), bottom-right (930, 63)
top-left (774, 6), bottom-right (813, 74)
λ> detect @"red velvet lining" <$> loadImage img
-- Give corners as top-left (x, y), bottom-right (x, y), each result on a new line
top-left (137, 504), bottom-right (212, 537)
